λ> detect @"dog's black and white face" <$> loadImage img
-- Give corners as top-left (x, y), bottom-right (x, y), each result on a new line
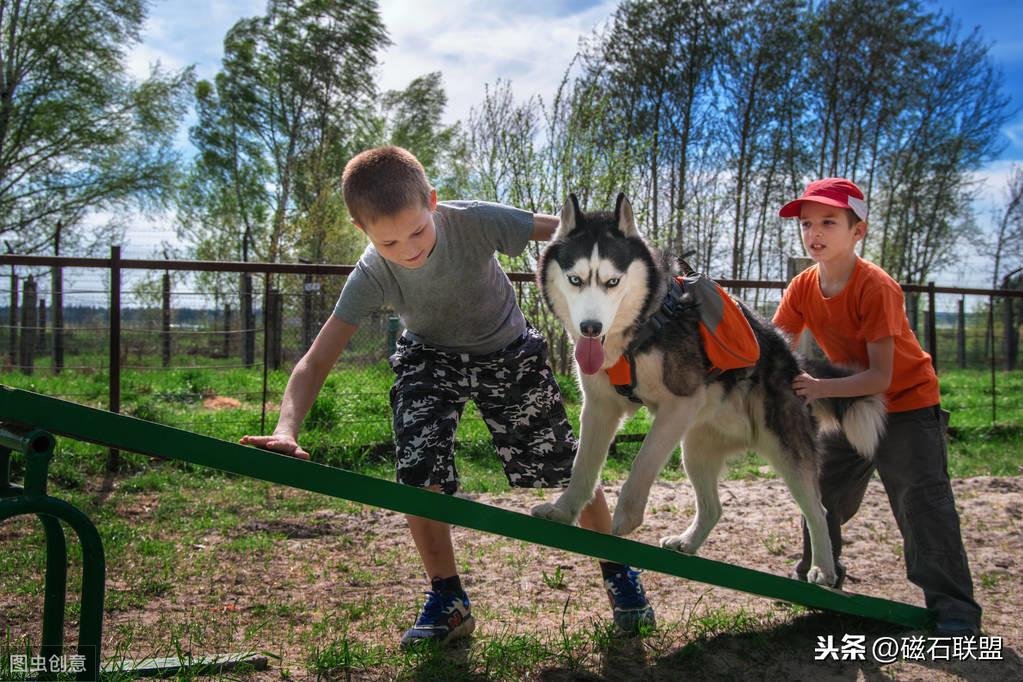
top-left (538, 193), bottom-right (660, 375)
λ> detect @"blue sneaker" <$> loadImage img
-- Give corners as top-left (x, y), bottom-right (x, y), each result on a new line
top-left (400, 590), bottom-right (475, 649)
top-left (935, 618), bottom-right (981, 638)
top-left (604, 568), bottom-right (656, 633)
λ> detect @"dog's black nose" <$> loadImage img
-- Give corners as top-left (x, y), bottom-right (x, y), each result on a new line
top-left (580, 320), bottom-right (602, 337)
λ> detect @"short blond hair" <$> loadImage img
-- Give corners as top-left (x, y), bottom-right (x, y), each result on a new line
top-left (341, 146), bottom-right (432, 226)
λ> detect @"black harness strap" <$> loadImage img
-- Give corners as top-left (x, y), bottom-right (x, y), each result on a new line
top-left (613, 277), bottom-right (699, 404)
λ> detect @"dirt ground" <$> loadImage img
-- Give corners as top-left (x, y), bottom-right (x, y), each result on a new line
top-left (4, 474), bottom-right (1021, 680)
top-left (433, 475), bottom-right (1021, 681)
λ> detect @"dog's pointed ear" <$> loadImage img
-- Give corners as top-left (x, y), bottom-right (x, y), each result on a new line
top-left (616, 193), bottom-right (639, 237)
top-left (553, 193), bottom-right (583, 241)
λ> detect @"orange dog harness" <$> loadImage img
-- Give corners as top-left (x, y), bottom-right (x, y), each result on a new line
top-left (606, 273), bottom-right (760, 402)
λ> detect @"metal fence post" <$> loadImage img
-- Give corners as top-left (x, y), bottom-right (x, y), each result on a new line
top-left (223, 302), bottom-right (232, 358)
top-left (989, 295), bottom-right (996, 424)
top-left (269, 289), bottom-right (283, 370)
top-left (7, 270), bottom-right (16, 368)
top-left (260, 274), bottom-right (271, 435)
top-left (52, 264), bottom-right (63, 374)
top-left (303, 274), bottom-right (315, 352)
top-left (387, 314), bottom-right (400, 353)
top-left (957, 297), bottom-right (966, 368)
top-left (37, 299), bottom-right (46, 353)
top-left (907, 293), bottom-right (918, 336)
top-left (242, 272), bottom-right (255, 368)
top-left (1004, 294), bottom-right (1017, 371)
top-left (927, 282), bottom-right (937, 371)
top-left (162, 272), bottom-right (171, 367)
top-left (19, 275), bottom-right (37, 375)
top-left (108, 245), bottom-right (121, 471)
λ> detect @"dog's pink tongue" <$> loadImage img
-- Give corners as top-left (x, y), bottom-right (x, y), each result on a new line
top-left (574, 336), bottom-right (605, 375)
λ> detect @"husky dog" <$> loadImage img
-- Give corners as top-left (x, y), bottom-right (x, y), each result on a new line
top-left (531, 193), bottom-right (886, 587)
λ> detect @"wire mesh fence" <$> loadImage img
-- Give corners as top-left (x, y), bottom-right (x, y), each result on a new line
top-left (0, 252), bottom-right (1020, 466)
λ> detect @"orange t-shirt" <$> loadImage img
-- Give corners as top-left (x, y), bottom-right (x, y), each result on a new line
top-left (772, 257), bottom-right (940, 413)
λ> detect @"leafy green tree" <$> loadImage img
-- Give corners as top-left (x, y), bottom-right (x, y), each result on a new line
top-left (381, 72), bottom-right (460, 187)
top-left (720, 0), bottom-right (805, 287)
top-left (800, 1), bottom-right (1009, 284)
top-left (181, 75), bottom-right (272, 263)
top-left (989, 165), bottom-right (1023, 289)
top-left (590, 0), bottom-right (726, 252)
top-left (183, 0), bottom-right (390, 264)
top-left (0, 0), bottom-right (194, 252)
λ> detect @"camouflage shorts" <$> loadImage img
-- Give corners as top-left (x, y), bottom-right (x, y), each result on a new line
top-left (388, 326), bottom-right (576, 495)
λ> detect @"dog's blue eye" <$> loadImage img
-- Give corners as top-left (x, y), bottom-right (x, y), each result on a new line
top-left (568, 275), bottom-right (583, 286)
top-left (606, 278), bottom-right (620, 288)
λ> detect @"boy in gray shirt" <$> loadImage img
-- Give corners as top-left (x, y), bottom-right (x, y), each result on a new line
top-left (241, 146), bottom-right (654, 648)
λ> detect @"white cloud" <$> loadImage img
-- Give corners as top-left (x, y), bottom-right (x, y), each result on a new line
top-left (376, 0), bottom-right (616, 126)
top-left (127, 0), bottom-right (265, 82)
top-left (125, 42), bottom-right (186, 81)
top-left (968, 160), bottom-right (1020, 212)
top-left (1004, 120), bottom-right (1023, 153)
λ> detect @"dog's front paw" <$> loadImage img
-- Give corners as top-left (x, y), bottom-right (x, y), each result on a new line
top-left (531, 502), bottom-right (575, 525)
top-left (660, 533), bottom-right (700, 555)
top-left (610, 503), bottom-right (645, 537)
top-left (807, 565), bottom-right (838, 588)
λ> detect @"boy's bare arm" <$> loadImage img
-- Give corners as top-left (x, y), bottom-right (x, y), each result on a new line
top-left (531, 213), bottom-right (560, 241)
top-left (275, 315), bottom-right (358, 434)
top-left (240, 315), bottom-right (358, 458)
top-left (793, 336), bottom-right (895, 401)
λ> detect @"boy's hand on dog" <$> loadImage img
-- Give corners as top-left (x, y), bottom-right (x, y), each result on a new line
top-left (239, 434), bottom-right (310, 460)
top-left (792, 372), bottom-right (825, 403)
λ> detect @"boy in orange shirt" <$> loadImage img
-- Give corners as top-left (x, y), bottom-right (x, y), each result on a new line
top-left (773, 178), bottom-right (982, 637)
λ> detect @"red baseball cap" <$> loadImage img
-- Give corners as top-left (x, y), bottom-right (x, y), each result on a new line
top-left (780, 178), bottom-right (868, 220)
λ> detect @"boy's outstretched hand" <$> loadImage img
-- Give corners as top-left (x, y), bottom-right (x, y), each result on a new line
top-left (239, 434), bottom-right (310, 460)
top-left (792, 371), bottom-right (826, 403)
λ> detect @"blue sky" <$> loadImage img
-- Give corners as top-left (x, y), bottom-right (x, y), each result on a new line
top-left (937, 0), bottom-right (1023, 209)
top-left (118, 0), bottom-right (1022, 282)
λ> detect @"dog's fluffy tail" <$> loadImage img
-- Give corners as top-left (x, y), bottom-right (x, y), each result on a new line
top-left (800, 357), bottom-right (887, 459)
top-left (810, 394), bottom-right (887, 458)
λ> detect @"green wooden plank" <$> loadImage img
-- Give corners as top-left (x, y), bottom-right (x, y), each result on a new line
top-left (0, 385), bottom-right (932, 629)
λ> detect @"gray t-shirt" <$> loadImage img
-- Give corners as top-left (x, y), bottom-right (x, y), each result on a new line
top-left (333, 200), bottom-right (534, 354)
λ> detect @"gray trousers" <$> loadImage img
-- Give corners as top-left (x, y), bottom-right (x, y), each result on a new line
top-left (795, 405), bottom-right (982, 626)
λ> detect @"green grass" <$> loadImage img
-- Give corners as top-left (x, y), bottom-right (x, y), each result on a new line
top-left (1, 363), bottom-right (1021, 491)
top-left (939, 369), bottom-right (1023, 477)
top-left (1, 361), bottom-right (1017, 679)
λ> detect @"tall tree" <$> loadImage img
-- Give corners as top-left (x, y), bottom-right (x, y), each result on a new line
top-left (464, 79), bottom-right (545, 211)
top-left (381, 72), bottom-right (460, 187)
top-left (720, 0), bottom-right (805, 286)
top-left (989, 165), bottom-right (1023, 289)
top-left (803, 1), bottom-right (1009, 284)
top-left (184, 0), bottom-right (390, 263)
top-left (589, 0), bottom-right (725, 253)
top-left (0, 0), bottom-right (194, 252)
top-left (873, 22), bottom-right (1009, 284)
top-left (181, 75), bottom-right (271, 263)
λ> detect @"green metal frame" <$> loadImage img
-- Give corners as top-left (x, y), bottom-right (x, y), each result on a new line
top-left (1, 426), bottom-right (104, 682)
top-left (0, 385), bottom-right (933, 680)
